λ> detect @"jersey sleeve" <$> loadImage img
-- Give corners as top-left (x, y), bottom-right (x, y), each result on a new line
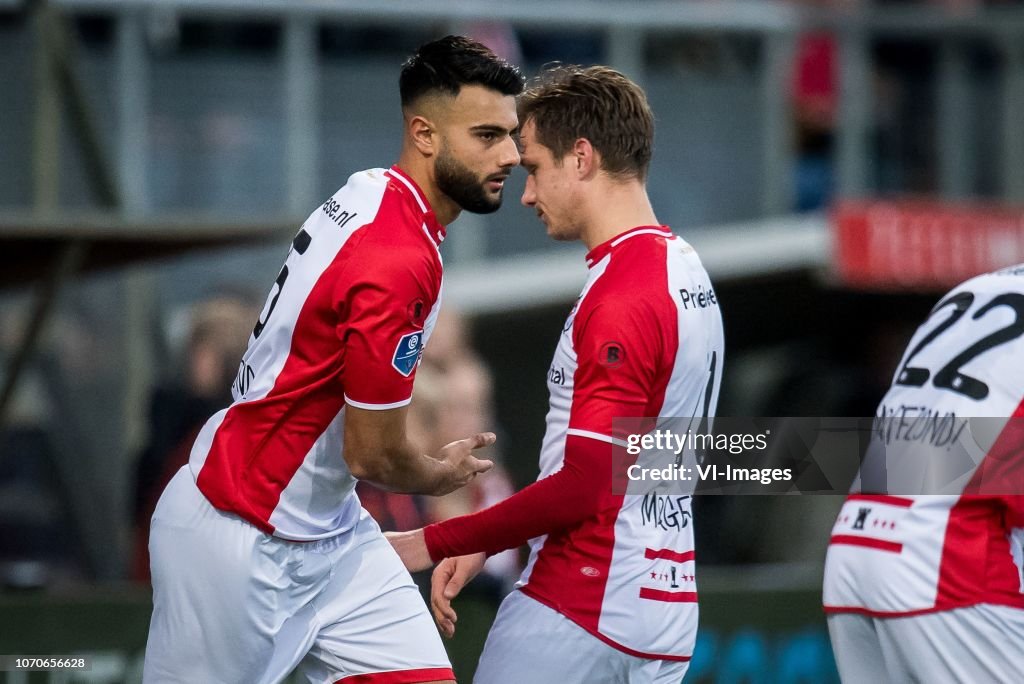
top-left (423, 433), bottom-right (610, 560)
top-left (569, 299), bottom-right (666, 439)
top-left (336, 247), bottom-right (436, 409)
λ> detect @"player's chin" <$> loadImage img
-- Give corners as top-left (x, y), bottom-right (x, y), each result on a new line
top-left (470, 192), bottom-right (504, 215)
top-left (546, 224), bottom-right (570, 241)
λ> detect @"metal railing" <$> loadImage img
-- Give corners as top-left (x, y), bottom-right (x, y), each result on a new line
top-left (37, 0), bottom-right (1024, 211)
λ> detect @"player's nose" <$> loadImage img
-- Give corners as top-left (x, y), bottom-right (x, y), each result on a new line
top-left (521, 176), bottom-right (536, 207)
top-left (498, 136), bottom-right (520, 169)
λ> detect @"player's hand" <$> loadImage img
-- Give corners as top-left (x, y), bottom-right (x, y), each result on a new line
top-left (430, 553), bottom-right (487, 638)
top-left (433, 432), bottom-right (495, 496)
top-left (384, 529), bottom-right (433, 572)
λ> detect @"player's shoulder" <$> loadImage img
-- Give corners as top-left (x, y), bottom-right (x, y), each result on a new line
top-left (342, 227), bottom-right (437, 285)
top-left (331, 168), bottom-right (434, 249)
top-left (595, 231), bottom-right (672, 289)
top-left (591, 231), bottom-right (701, 313)
top-left (326, 166), bottom-right (430, 223)
top-left (611, 226), bottom-right (675, 258)
top-left (605, 229), bottom-right (707, 281)
top-left (577, 273), bottom-right (667, 341)
top-left (344, 167), bottom-right (390, 188)
top-left (307, 168), bottom-right (391, 237)
top-left (330, 167), bottom-right (390, 205)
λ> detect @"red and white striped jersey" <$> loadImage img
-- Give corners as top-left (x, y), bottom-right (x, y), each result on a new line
top-left (824, 265), bottom-right (1024, 616)
top-left (517, 226), bottom-right (724, 660)
top-left (188, 166), bottom-right (445, 541)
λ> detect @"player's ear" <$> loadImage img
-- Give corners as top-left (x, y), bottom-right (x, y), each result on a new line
top-left (573, 138), bottom-right (597, 179)
top-left (407, 113), bottom-right (437, 157)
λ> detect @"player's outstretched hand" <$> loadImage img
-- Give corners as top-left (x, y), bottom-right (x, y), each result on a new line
top-left (433, 432), bottom-right (496, 496)
top-left (431, 553), bottom-right (487, 638)
top-left (384, 529), bottom-right (433, 572)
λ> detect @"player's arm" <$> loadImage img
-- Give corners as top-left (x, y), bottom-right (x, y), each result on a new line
top-left (344, 405), bottom-right (493, 496)
top-left (389, 300), bottom-right (658, 570)
top-left (390, 433), bottom-right (617, 569)
top-left (339, 243), bottom-right (492, 496)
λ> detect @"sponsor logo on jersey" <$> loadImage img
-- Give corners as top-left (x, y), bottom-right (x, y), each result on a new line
top-left (548, 365), bottom-right (567, 385)
top-left (321, 197), bottom-right (358, 230)
top-left (678, 284), bottom-right (718, 310)
top-left (580, 566), bottom-right (601, 577)
top-left (392, 330), bottom-right (424, 377)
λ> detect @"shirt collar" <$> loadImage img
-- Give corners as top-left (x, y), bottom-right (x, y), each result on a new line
top-left (387, 165), bottom-right (447, 247)
top-left (584, 225), bottom-right (673, 268)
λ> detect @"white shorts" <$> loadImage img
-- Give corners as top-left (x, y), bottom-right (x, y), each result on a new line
top-left (143, 467), bottom-right (452, 684)
top-left (473, 590), bottom-right (689, 684)
top-left (827, 605), bottom-right (1024, 683)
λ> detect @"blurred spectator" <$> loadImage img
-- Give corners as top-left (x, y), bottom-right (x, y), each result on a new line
top-left (130, 293), bottom-right (258, 582)
top-left (421, 307), bottom-right (470, 372)
top-left (793, 28), bottom-right (838, 211)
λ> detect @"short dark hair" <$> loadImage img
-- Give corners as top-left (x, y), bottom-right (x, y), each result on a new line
top-left (400, 35), bottom-right (525, 108)
top-left (519, 65), bottom-right (654, 181)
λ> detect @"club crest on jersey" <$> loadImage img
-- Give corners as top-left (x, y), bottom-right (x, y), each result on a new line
top-left (392, 330), bottom-right (424, 377)
top-left (407, 298), bottom-right (426, 326)
top-left (599, 341), bottom-right (625, 368)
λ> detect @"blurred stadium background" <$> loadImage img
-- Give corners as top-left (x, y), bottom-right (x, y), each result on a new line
top-left (3, 0), bottom-right (1024, 681)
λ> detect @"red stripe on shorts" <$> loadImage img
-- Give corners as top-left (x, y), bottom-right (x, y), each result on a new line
top-left (846, 494), bottom-right (914, 508)
top-left (644, 548), bottom-right (695, 563)
top-left (639, 588), bottom-right (699, 603)
top-left (336, 667), bottom-right (454, 683)
top-left (830, 534), bottom-right (903, 553)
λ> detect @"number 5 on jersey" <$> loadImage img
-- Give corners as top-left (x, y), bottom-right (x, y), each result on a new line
top-left (253, 228), bottom-right (313, 339)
